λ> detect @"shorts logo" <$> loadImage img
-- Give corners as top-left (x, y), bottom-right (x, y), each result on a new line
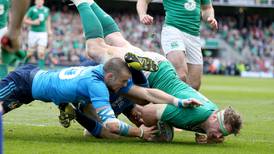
top-left (184, 0), bottom-right (196, 11)
top-left (171, 42), bottom-right (179, 49)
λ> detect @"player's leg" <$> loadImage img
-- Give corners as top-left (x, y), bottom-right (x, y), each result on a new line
top-left (72, 0), bottom-right (158, 71)
top-left (88, 1), bottom-right (131, 47)
top-left (184, 32), bottom-right (203, 90)
top-left (36, 32), bottom-right (48, 69)
top-left (26, 31), bottom-right (37, 63)
top-left (161, 25), bottom-right (188, 82)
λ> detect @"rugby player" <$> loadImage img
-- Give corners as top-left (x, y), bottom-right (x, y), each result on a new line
top-left (137, 0), bottom-right (218, 90)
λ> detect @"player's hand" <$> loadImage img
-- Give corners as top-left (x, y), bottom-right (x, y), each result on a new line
top-left (195, 133), bottom-right (207, 144)
top-left (99, 126), bottom-right (120, 139)
top-left (140, 125), bottom-right (157, 140)
top-left (139, 14), bottom-right (154, 25)
top-left (32, 19), bottom-right (41, 25)
top-left (1, 35), bottom-right (20, 53)
top-left (178, 98), bottom-right (203, 108)
top-left (207, 17), bottom-right (218, 32)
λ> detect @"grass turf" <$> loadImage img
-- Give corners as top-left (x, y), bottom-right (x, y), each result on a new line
top-left (3, 75), bottom-right (274, 154)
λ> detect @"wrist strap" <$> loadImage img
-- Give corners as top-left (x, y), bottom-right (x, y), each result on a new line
top-left (139, 127), bottom-right (144, 138)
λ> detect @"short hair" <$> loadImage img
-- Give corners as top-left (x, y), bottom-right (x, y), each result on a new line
top-left (224, 107), bottom-right (242, 135)
top-left (103, 57), bottom-right (130, 78)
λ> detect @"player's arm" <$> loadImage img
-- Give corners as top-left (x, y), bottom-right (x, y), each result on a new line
top-left (124, 85), bottom-right (203, 108)
top-left (92, 104), bottom-right (156, 140)
top-left (47, 15), bottom-right (53, 36)
top-left (136, 0), bottom-right (154, 25)
top-left (23, 13), bottom-right (40, 26)
top-left (201, 4), bottom-right (218, 31)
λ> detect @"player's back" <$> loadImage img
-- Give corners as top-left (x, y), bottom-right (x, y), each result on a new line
top-left (32, 65), bottom-right (104, 105)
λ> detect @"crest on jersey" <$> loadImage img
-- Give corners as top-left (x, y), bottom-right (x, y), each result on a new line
top-left (184, 0), bottom-right (196, 11)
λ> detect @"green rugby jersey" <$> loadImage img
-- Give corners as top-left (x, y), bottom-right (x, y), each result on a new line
top-left (163, 0), bottom-right (211, 36)
top-left (26, 6), bottom-right (50, 32)
top-left (0, 0), bottom-right (9, 29)
top-left (148, 61), bottom-right (218, 132)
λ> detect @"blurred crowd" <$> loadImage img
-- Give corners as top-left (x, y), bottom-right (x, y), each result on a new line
top-left (20, 11), bottom-right (273, 75)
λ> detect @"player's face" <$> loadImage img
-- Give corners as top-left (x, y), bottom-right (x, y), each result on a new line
top-left (206, 115), bottom-right (226, 143)
top-left (35, 0), bottom-right (44, 7)
top-left (106, 71), bottom-right (131, 93)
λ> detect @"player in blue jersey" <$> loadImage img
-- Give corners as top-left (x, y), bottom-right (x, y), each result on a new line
top-left (1, 56), bottom-right (197, 140)
top-left (0, 58), bottom-right (134, 138)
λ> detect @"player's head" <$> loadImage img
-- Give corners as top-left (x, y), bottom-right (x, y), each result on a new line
top-left (206, 107), bottom-right (242, 143)
top-left (35, 0), bottom-right (44, 7)
top-left (103, 58), bottom-right (131, 92)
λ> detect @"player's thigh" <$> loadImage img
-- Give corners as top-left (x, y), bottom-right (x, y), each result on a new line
top-left (161, 25), bottom-right (188, 73)
top-left (105, 32), bottom-right (130, 47)
top-left (37, 32), bottom-right (48, 49)
top-left (183, 33), bottom-right (203, 89)
top-left (183, 32), bottom-right (203, 65)
top-left (28, 31), bottom-right (39, 49)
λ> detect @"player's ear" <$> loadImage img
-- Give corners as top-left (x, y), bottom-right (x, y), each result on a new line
top-left (105, 72), bottom-right (113, 80)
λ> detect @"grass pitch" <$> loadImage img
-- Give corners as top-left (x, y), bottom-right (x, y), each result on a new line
top-left (3, 75), bottom-right (274, 154)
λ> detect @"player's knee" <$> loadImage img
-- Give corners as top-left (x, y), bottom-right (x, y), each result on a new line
top-left (177, 71), bottom-right (188, 82)
top-left (189, 81), bottom-right (201, 91)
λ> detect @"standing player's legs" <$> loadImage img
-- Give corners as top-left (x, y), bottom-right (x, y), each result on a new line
top-left (161, 25), bottom-right (202, 90)
top-left (161, 25), bottom-right (188, 82)
top-left (36, 32), bottom-right (48, 69)
top-left (184, 31), bottom-right (203, 90)
top-left (26, 31), bottom-right (38, 64)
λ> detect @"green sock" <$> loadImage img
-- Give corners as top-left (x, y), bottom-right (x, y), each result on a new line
top-left (77, 2), bottom-right (103, 40)
top-left (90, 3), bottom-right (120, 37)
top-left (1, 49), bottom-right (17, 65)
top-left (38, 59), bottom-right (45, 69)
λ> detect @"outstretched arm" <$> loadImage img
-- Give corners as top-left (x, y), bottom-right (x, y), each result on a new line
top-left (92, 105), bottom-right (156, 140)
top-left (125, 85), bottom-right (203, 107)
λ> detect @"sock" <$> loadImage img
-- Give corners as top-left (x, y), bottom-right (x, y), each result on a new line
top-left (129, 67), bottom-right (149, 87)
top-left (75, 109), bottom-right (102, 137)
top-left (38, 59), bottom-right (45, 69)
top-left (90, 2), bottom-right (120, 37)
top-left (0, 64), bottom-right (8, 79)
top-left (76, 2), bottom-right (103, 40)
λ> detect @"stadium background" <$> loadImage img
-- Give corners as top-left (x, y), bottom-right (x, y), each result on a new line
top-left (20, 0), bottom-right (274, 78)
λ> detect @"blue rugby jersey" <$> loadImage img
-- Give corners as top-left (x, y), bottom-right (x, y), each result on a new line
top-left (32, 65), bottom-right (133, 108)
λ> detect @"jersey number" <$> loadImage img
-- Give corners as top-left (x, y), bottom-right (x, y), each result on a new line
top-left (59, 67), bottom-right (85, 80)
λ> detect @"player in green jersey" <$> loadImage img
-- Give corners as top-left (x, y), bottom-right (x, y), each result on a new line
top-left (137, 0), bottom-right (218, 90)
top-left (136, 52), bottom-right (242, 143)
top-left (23, 0), bottom-right (52, 68)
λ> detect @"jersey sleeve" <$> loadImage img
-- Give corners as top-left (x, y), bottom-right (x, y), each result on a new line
top-left (26, 7), bottom-right (33, 18)
top-left (87, 80), bottom-right (111, 109)
top-left (117, 79), bottom-right (134, 94)
top-left (201, 0), bottom-right (212, 5)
